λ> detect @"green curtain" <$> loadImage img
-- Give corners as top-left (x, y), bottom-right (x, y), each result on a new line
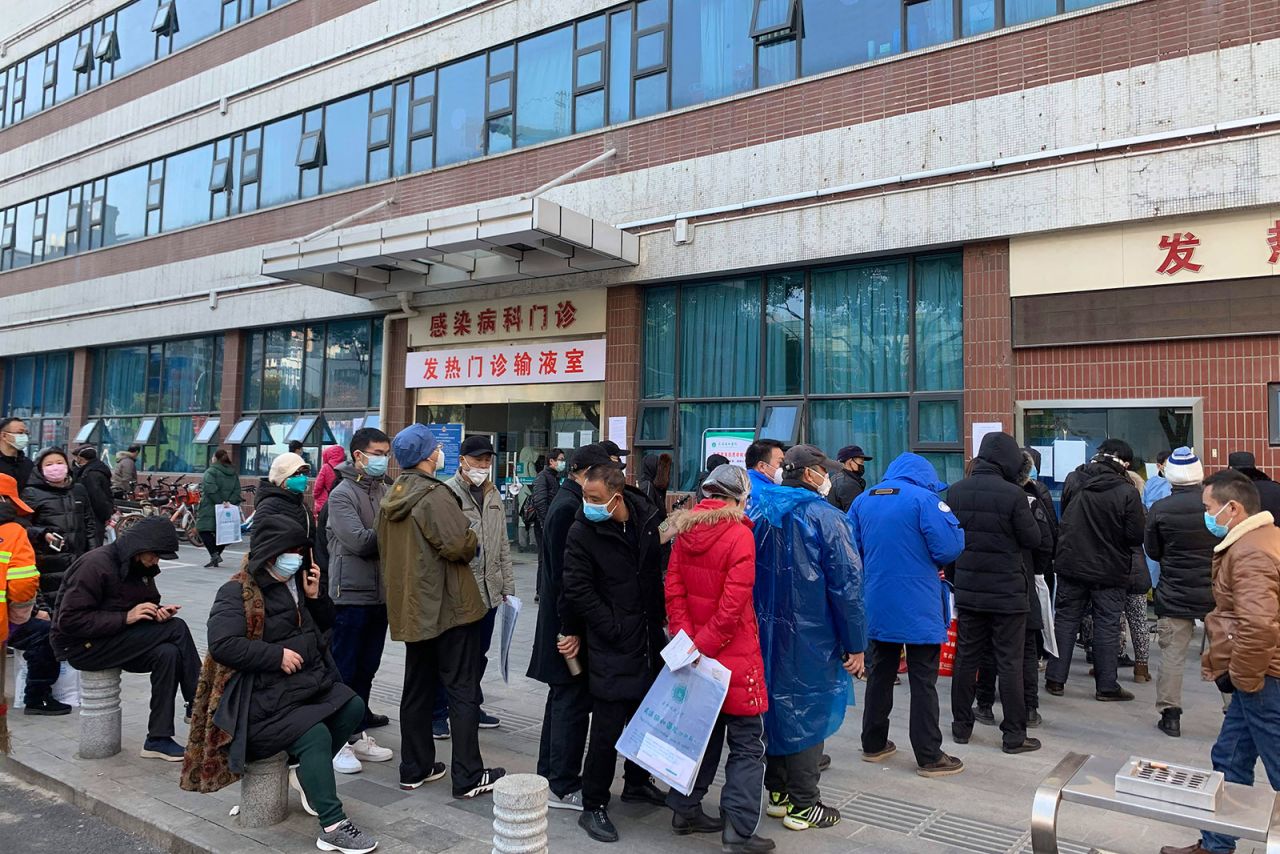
top-left (914, 254), bottom-right (963, 391)
top-left (679, 278), bottom-right (761, 398)
top-left (808, 398), bottom-right (907, 484)
top-left (643, 287), bottom-right (676, 398)
top-left (677, 401), bottom-right (758, 490)
top-left (765, 273), bottom-right (804, 396)
top-left (810, 261), bottom-right (909, 394)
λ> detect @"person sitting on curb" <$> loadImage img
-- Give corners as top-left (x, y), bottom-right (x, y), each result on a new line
top-left (51, 516), bottom-right (200, 760)
top-left (185, 512), bottom-right (377, 854)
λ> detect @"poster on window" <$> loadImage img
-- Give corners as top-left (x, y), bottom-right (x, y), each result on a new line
top-left (405, 339), bottom-right (605, 389)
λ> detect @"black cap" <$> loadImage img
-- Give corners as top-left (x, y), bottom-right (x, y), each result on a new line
top-left (837, 444), bottom-right (872, 463)
top-left (460, 435), bottom-right (496, 458)
top-left (1228, 451), bottom-right (1257, 470)
top-left (782, 444), bottom-right (840, 475)
top-left (600, 439), bottom-right (629, 457)
top-left (570, 443), bottom-right (623, 472)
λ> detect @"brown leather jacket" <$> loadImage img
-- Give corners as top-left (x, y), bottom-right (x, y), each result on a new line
top-left (1202, 511), bottom-right (1280, 693)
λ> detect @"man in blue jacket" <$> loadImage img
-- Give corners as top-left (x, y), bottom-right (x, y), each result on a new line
top-left (748, 444), bottom-right (866, 833)
top-left (848, 453), bottom-right (966, 778)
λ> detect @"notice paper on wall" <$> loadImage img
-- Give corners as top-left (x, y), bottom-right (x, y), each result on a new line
top-left (971, 422), bottom-right (1004, 458)
top-left (556, 432), bottom-right (575, 449)
top-left (579, 429), bottom-right (593, 446)
top-left (1053, 439), bottom-right (1088, 481)
top-left (1030, 446), bottom-right (1054, 479)
top-left (607, 416), bottom-right (628, 449)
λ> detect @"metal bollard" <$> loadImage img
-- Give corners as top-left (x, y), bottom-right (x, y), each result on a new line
top-left (78, 669), bottom-right (123, 759)
top-left (492, 773), bottom-right (549, 854)
top-left (237, 752), bottom-right (290, 827)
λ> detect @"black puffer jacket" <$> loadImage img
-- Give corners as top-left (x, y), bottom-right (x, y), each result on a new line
top-left (561, 488), bottom-right (665, 700)
top-left (24, 459), bottom-right (101, 601)
top-left (207, 513), bottom-right (354, 761)
top-left (1235, 466), bottom-right (1280, 526)
top-left (1145, 484), bottom-right (1219, 619)
top-left (945, 432), bottom-right (1041, 613)
top-left (528, 477), bottom-right (586, 686)
top-left (74, 458), bottom-right (115, 527)
top-left (531, 464), bottom-right (561, 526)
top-left (1056, 459), bottom-right (1145, 587)
top-left (827, 468), bottom-right (866, 513)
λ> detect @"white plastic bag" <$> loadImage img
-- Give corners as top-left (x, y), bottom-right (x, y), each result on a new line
top-left (216, 503), bottom-right (243, 546)
top-left (1036, 575), bottom-right (1057, 659)
top-left (13, 660), bottom-right (82, 708)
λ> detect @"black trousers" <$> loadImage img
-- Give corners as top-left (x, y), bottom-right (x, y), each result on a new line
top-left (668, 713), bottom-right (766, 837)
top-left (950, 608), bottom-right (1027, 748)
top-left (536, 679), bottom-right (593, 798)
top-left (331, 603), bottom-right (389, 725)
top-left (400, 622), bottom-right (484, 795)
top-left (581, 697), bottom-right (651, 810)
top-left (533, 525), bottom-right (545, 600)
top-left (197, 530), bottom-right (225, 562)
top-left (434, 606), bottom-right (497, 719)
top-left (1046, 577), bottom-right (1125, 693)
top-left (861, 640), bottom-right (943, 766)
top-left (764, 741), bottom-right (824, 810)
top-left (65, 617), bottom-right (200, 739)
top-left (976, 628), bottom-right (1040, 713)
top-left (7, 617), bottom-right (60, 703)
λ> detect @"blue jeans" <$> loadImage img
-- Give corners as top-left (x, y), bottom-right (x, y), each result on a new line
top-left (1201, 676), bottom-right (1280, 852)
top-left (331, 604), bottom-right (389, 725)
top-left (435, 606), bottom-right (497, 721)
top-left (7, 617), bottom-right (60, 703)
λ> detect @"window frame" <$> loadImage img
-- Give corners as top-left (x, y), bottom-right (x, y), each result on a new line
top-left (909, 391), bottom-right (965, 451)
top-left (750, 0), bottom-right (800, 42)
top-left (633, 400), bottom-right (675, 448)
top-left (757, 398), bottom-right (805, 444)
top-left (1269, 383), bottom-right (1280, 446)
top-left (296, 127), bottom-right (325, 169)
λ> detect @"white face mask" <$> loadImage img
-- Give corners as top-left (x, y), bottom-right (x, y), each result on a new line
top-left (814, 470), bottom-right (832, 498)
top-left (770, 465), bottom-right (783, 485)
top-left (431, 448), bottom-right (445, 470)
top-left (466, 467), bottom-right (488, 487)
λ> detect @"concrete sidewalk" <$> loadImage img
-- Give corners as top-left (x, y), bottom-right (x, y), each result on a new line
top-left (2, 545), bottom-right (1269, 853)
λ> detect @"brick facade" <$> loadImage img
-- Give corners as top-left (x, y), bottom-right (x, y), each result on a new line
top-left (604, 284), bottom-right (641, 477)
top-left (962, 241), bottom-right (1015, 458)
top-left (383, 317), bottom-right (412, 435)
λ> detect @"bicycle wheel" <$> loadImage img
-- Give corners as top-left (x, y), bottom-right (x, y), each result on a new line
top-left (115, 513), bottom-right (143, 537)
top-left (185, 518), bottom-right (202, 548)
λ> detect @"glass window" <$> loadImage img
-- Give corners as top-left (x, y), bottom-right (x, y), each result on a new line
top-left (634, 72), bottom-right (668, 118)
top-left (917, 398), bottom-right (961, 444)
top-left (677, 401), bottom-right (757, 490)
top-left (516, 26), bottom-right (573, 146)
top-left (162, 337), bottom-right (218, 412)
top-left (242, 331), bottom-right (263, 410)
top-left (55, 35), bottom-right (78, 103)
top-left (303, 323), bottom-right (324, 409)
top-left (907, 0), bottom-right (955, 49)
top-left (765, 272), bottom-right (804, 396)
top-left (44, 192), bottom-right (69, 259)
top-left (263, 327), bottom-right (304, 410)
top-left (608, 10), bottom-right (633, 123)
top-left (1064, 0), bottom-right (1110, 8)
top-left (321, 93), bottom-right (366, 192)
top-left (114, 1), bottom-right (155, 75)
top-left (757, 38), bottom-right (796, 87)
top-left (104, 164), bottom-right (148, 245)
top-left (810, 398), bottom-right (908, 483)
top-left (635, 401), bottom-right (675, 445)
top-left (680, 278), bottom-right (761, 398)
top-left (369, 321), bottom-right (383, 409)
top-left (914, 253), bottom-right (963, 390)
top-left (643, 286), bottom-right (676, 398)
top-left (436, 55), bottom-right (485, 166)
top-left (93, 344), bottom-right (149, 414)
top-left (1005, 0), bottom-right (1056, 25)
top-left (259, 114), bottom-right (302, 207)
top-left (24, 56), bottom-right (43, 117)
top-left (671, 0), bottom-right (754, 108)
top-left (575, 89), bottom-right (604, 131)
top-left (759, 401), bottom-right (802, 443)
top-left (919, 451), bottom-right (964, 487)
top-left (161, 144), bottom-right (215, 230)
top-left (393, 81), bottom-right (410, 176)
top-left (324, 319), bottom-right (372, 409)
top-left (811, 261), bottom-right (909, 394)
top-left (171, 0), bottom-right (222, 51)
top-left (13, 202), bottom-right (35, 269)
top-left (637, 0), bottom-right (669, 29)
top-left (962, 0), bottom-right (997, 35)
top-left (803, 0), bottom-right (901, 74)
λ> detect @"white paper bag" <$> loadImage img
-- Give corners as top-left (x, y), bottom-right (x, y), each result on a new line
top-left (215, 503), bottom-right (243, 546)
top-left (1036, 575), bottom-right (1057, 659)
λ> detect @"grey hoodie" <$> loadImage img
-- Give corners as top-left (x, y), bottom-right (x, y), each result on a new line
top-left (326, 462), bottom-right (389, 605)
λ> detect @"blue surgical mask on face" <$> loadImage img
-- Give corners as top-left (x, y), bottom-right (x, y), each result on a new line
top-left (284, 474), bottom-right (308, 494)
top-left (274, 553), bottom-right (304, 579)
top-left (1204, 505), bottom-right (1230, 538)
top-left (361, 453), bottom-right (389, 478)
top-left (1029, 465), bottom-right (1039, 481)
top-left (582, 496), bottom-right (615, 523)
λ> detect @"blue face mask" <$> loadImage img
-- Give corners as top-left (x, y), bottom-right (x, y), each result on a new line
top-left (284, 474), bottom-right (308, 494)
top-left (361, 453), bottom-right (389, 478)
top-left (274, 553), bottom-right (304, 579)
top-left (1029, 465), bottom-right (1039, 481)
top-left (582, 496), bottom-right (616, 523)
top-left (1204, 505), bottom-right (1231, 538)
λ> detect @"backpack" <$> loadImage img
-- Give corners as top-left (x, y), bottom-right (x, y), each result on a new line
top-left (519, 491), bottom-right (538, 528)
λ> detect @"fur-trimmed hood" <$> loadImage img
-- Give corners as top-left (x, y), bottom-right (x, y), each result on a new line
top-left (671, 498), bottom-right (752, 555)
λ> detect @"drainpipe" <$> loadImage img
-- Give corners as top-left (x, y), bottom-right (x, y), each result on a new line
top-left (379, 291), bottom-right (419, 433)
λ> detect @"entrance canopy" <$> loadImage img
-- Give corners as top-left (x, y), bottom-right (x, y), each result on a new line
top-left (261, 197), bottom-right (638, 299)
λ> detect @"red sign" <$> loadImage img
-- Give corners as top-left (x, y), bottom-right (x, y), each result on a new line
top-left (1268, 220), bottom-right (1280, 265)
top-left (1156, 232), bottom-right (1202, 275)
top-left (406, 339), bottom-right (605, 389)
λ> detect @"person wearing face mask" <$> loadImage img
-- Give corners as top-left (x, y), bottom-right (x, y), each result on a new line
top-left (325, 428), bottom-right (395, 773)
top-left (748, 444), bottom-right (866, 832)
top-left (23, 447), bottom-right (101, 606)
top-left (252, 452), bottom-right (313, 542)
top-left (828, 445), bottom-right (872, 513)
top-left (434, 435), bottom-right (513, 734)
top-left (195, 449), bottom-right (243, 568)
top-left (312, 445), bottom-right (349, 521)
top-left (1159, 469), bottom-right (1280, 854)
top-left (0, 417), bottom-right (34, 491)
top-left (51, 516), bottom-right (199, 761)
top-left (561, 462), bottom-right (668, 843)
top-left (745, 439), bottom-right (785, 508)
top-left (376, 424), bottom-right (504, 799)
top-left (530, 448), bottom-right (566, 604)
top-left (72, 446), bottom-right (115, 532)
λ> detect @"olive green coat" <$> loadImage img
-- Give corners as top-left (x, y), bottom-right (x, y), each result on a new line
top-left (196, 462), bottom-right (243, 532)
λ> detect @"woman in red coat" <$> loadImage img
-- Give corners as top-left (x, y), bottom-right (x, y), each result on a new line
top-left (665, 464), bottom-right (774, 854)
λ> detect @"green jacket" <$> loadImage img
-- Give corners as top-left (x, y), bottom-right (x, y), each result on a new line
top-left (376, 469), bottom-right (485, 643)
top-left (196, 462), bottom-right (243, 532)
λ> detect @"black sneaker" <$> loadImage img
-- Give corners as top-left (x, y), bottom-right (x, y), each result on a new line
top-left (478, 710), bottom-right (501, 729)
top-left (1117, 654), bottom-right (1136, 668)
top-left (1096, 687), bottom-right (1135, 702)
top-left (1045, 680), bottom-right (1065, 696)
top-left (363, 712), bottom-right (390, 729)
top-left (140, 736), bottom-right (185, 761)
top-left (23, 696), bottom-right (72, 716)
top-left (723, 824), bottom-right (777, 853)
top-left (455, 767), bottom-right (505, 799)
top-left (316, 819), bottom-right (378, 853)
top-left (579, 807), bottom-right (619, 843)
top-left (1003, 737), bottom-right (1042, 755)
top-left (432, 719), bottom-right (450, 740)
top-left (400, 762), bottom-right (447, 790)
top-left (974, 705), bottom-right (995, 726)
top-left (620, 778), bottom-right (667, 806)
top-left (1158, 708), bottom-right (1182, 738)
top-left (672, 810), bottom-right (724, 835)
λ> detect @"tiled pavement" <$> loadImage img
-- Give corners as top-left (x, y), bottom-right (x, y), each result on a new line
top-left (2, 544), bottom-right (1271, 853)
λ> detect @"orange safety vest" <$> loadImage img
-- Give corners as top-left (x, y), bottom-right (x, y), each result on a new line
top-left (0, 521), bottom-right (39, 643)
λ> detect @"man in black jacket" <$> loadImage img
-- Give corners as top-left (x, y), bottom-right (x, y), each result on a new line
top-left (530, 448), bottom-right (564, 602)
top-left (828, 445), bottom-right (871, 513)
top-left (50, 516), bottom-right (200, 760)
top-left (1046, 438), bottom-right (1146, 701)
top-left (73, 446), bottom-right (115, 530)
top-left (1145, 447), bottom-right (1219, 737)
top-left (946, 432), bottom-right (1042, 754)
top-left (561, 461), bottom-right (667, 843)
top-left (0, 416), bottom-right (34, 491)
top-left (1228, 451), bottom-right (1280, 524)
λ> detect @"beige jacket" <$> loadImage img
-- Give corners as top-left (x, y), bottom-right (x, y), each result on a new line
top-left (446, 475), bottom-right (515, 610)
top-left (1202, 511), bottom-right (1280, 692)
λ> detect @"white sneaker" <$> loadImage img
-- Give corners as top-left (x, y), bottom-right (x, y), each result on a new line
top-left (332, 743), bottom-right (362, 774)
top-left (349, 732), bottom-right (393, 763)
top-left (289, 767), bottom-right (318, 816)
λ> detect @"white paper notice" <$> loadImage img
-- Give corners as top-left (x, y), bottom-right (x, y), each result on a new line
top-left (1030, 445), bottom-right (1054, 479)
top-left (1145, 463), bottom-right (1159, 481)
top-left (1053, 439), bottom-right (1088, 481)
top-left (661, 630), bottom-right (700, 671)
top-left (607, 416), bottom-right (628, 449)
top-left (971, 422), bottom-right (1004, 458)
top-left (579, 429), bottom-right (593, 446)
top-left (556, 431), bottom-right (575, 449)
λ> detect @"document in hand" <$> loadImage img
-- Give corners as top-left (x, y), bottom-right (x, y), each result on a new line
top-left (215, 504), bottom-right (243, 546)
top-left (499, 595), bottom-right (522, 683)
top-left (616, 645), bottom-right (731, 795)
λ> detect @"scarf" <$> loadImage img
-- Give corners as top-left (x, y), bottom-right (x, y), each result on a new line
top-left (179, 565), bottom-right (266, 793)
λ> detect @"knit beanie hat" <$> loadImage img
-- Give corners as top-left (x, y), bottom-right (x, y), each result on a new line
top-left (268, 452), bottom-right (309, 486)
top-left (1165, 446), bottom-right (1203, 486)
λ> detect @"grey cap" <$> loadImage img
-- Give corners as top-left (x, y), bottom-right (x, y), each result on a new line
top-left (782, 443), bottom-right (839, 475)
top-left (700, 464), bottom-right (751, 501)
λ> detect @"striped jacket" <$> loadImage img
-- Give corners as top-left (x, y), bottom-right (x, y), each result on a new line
top-left (0, 520), bottom-right (39, 642)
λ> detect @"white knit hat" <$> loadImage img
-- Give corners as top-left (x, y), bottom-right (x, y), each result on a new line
top-left (1165, 446), bottom-right (1203, 486)
top-left (268, 452), bottom-right (309, 486)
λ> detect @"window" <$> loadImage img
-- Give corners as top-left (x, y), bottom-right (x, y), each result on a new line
top-left (321, 94), bottom-right (365, 191)
top-left (574, 15), bottom-right (606, 132)
top-left (367, 86), bottom-right (392, 182)
top-left (114, 1), bottom-right (157, 76)
top-left (752, 0), bottom-right (799, 41)
top-left (632, 0), bottom-right (670, 119)
top-left (296, 128), bottom-right (325, 170)
top-left (759, 400), bottom-right (803, 443)
top-left (436, 55), bottom-right (485, 166)
top-left (151, 3), bottom-right (179, 38)
top-left (486, 47), bottom-right (515, 154)
top-left (765, 272), bottom-right (804, 396)
top-left (672, 0), bottom-right (754, 109)
top-left (73, 43), bottom-right (95, 75)
top-left (907, 0), bottom-right (956, 49)
top-left (95, 30), bottom-right (121, 63)
top-left (517, 26), bottom-right (573, 146)
top-left (260, 114), bottom-right (302, 207)
top-left (608, 9), bottom-right (633, 123)
top-left (104, 164), bottom-right (148, 246)
top-left (162, 144), bottom-right (215, 230)
top-left (811, 260), bottom-right (910, 394)
top-left (1005, 0), bottom-right (1057, 25)
top-left (1270, 384), bottom-right (1280, 446)
top-left (634, 401), bottom-right (675, 447)
top-left (1, 352), bottom-right (73, 457)
top-left (803, 0), bottom-right (902, 75)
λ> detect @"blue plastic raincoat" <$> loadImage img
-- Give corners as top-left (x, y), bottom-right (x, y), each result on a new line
top-left (747, 482), bottom-right (866, 756)
top-left (847, 453), bottom-right (965, 645)
top-left (1142, 474), bottom-right (1171, 587)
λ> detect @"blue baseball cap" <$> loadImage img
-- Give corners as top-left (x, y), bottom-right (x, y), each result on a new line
top-left (392, 423), bottom-right (441, 469)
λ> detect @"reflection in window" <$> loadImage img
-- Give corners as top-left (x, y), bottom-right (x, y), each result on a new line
top-left (962, 0), bottom-right (997, 35)
top-left (804, 0), bottom-right (902, 74)
top-left (680, 279), bottom-right (761, 398)
top-left (324, 319), bottom-right (373, 409)
top-left (104, 164), bottom-right (148, 246)
top-left (917, 398), bottom-right (961, 444)
top-left (516, 27), bottom-right (573, 147)
top-left (171, 0), bottom-right (223, 52)
top-left (114, 1), bottom-right (156, 76)
top-left (677, 402), bottom-right (757, 490)
top-left (608, 9), bottom-right (633, 123)
top-left (643, 286), bottom-right (676, 398)
top-left (671, 0), bottom-right (754, 108)
top-left (259, 115), bottom-right (302, 207)
top-left (1005, 0), bottom-right (1057, 25)
top-left (908, 0), bottom-right (956, 50)
top-left (321, 94), bottom-right (366, 192)
top-left (436, 55), bottom-right (485, 166)
top-left (162, 144), bottom-right (215, 230)
top-left (810, 398), bottom-right (908, 483)
top-left (765, 272), bottom-right (804, 396)
top-left (1, 352), bottom-right (73, 459)
top-left (263, 327), bottom-right (304, 410)
top-left (811, 261), bottom-right (909, 394)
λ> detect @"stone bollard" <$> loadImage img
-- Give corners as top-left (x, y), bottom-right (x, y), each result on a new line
top-left (492, 773), bottom-right (549, 854)
top-left (237, 752), bottom-right (290, 828)
top-left (78, 669), bottom-right (122, 759)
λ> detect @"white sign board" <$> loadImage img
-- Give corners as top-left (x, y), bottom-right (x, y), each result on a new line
top-left (1053, 439), bottom-right (1088, 481)
top-left (406, 339), bottom-right (605, 389)
top-left (607, 416), bottom-right (628, 449)
top-left (702, 428), bottom-right (755, 468)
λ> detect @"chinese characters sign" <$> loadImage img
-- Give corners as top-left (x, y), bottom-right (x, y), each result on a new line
top-left (407, 290), bottom-right (605, 347)
top-left (406, 339), bottom-right (606, 389)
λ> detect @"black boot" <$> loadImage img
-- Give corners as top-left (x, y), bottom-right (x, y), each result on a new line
top-left (722, 823), bottom-right (776, 853)
top-left (24, 695), bottom-right (72, 716)
top-left (672, 810), bottom-right (724, 835)
top-left (1158, 707), bottom-right (1182, 737)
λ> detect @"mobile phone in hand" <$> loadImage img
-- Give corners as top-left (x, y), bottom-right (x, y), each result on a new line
top-left (48, 532), bottom-right (65, 552)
